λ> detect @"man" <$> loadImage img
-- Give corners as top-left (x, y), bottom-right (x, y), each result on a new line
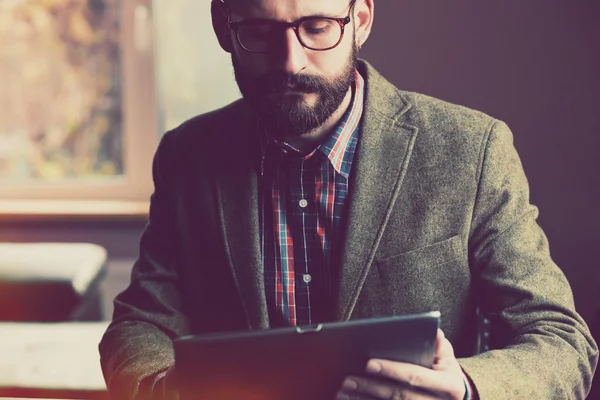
top-left (99, 0), bottom-right (598, 398)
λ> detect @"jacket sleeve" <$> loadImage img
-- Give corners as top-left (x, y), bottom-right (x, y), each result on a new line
top-left (458, 120), bottom-right (598, 398)
top-left (99, 130), bottom-right (190, 399)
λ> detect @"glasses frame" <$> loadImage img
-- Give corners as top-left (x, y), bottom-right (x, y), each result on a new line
top-left (224, 0), bottom-right (357, 53)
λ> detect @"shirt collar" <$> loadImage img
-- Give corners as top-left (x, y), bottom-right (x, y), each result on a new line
top-left (319, 70), bottom-right (365, 178)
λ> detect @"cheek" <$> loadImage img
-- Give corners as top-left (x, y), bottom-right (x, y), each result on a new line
top-left (232, 45), bottom-right (272, 77)
top-left (308, 44), bottom-right (353, 75)
top-left (313, 26), bottom-right (355, 71)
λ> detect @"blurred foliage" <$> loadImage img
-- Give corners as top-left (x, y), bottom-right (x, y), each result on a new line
top-left (0, 0), bottom-right (122, 181)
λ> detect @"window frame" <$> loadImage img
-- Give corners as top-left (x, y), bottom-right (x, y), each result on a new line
top-left (0, 0), bottom-right (158, 219)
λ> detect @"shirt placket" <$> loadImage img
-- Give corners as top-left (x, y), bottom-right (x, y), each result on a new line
top-left (291, 154), bottom-right (328, 326)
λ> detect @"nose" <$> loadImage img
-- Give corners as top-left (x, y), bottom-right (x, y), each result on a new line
top-left (277, 28), bottom-right (308, 75)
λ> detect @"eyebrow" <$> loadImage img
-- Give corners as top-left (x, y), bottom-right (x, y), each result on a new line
top-left (304, 10), bottom-right (348, 19)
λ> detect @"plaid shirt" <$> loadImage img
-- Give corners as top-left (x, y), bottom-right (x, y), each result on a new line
top-left (260, 71), bottom-right (365, 327)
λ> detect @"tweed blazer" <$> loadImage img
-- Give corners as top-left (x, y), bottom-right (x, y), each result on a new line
top-left (99, 60), bottom-right (597, 399)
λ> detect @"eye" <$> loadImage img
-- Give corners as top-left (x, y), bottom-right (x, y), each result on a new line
top-left (254, 23), bottom-right (274, 35)
top-left (239, 22), bottom-right (274, 39)
top-left (302, 18), bottom-right (334, 35)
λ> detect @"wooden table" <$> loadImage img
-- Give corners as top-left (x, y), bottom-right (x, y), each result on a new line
top-left (0, 322), bottom-right (109, 399)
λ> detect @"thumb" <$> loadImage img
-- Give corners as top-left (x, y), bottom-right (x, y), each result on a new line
top-left (434, 329), bottom-right (456, 363)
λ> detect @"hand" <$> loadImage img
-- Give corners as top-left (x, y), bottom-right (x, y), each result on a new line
top-left (336, 329), bottom-right (467, 400)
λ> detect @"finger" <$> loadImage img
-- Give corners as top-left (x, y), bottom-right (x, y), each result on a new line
top-left (338, 376), bottom-right (438, 400)
top-left (434, 329), bottom-right (444, 360)
top-left (434, 332), bottom-right (457, 368)
top-left (366, 359), bottom-right (456, 393)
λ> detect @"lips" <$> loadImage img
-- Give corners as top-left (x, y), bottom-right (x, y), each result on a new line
top-left (267, 86), bottom-right (309, 96)
top-left (286, 83), bottom-right (315, 93)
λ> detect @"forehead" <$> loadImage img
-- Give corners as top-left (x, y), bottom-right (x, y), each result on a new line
top-left (227, 0), bottom-right (349, 21)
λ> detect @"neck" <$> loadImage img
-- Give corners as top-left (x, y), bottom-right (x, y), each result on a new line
top-left (280, 87), bottom-right (353, 153)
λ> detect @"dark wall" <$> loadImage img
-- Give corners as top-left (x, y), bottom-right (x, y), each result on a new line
top-left (360, 0), bottom-right (599, 323)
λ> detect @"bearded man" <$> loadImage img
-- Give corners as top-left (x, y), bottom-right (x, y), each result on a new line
top-left (99, 1), bottom-right (598, 399)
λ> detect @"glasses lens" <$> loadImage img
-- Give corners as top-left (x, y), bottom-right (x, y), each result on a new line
top-left (299, 18), bottom-right (342, 50)
top-left (235, 18), bottom-right (344, 52)
top-left (236, 23), bottom-right (274, 52)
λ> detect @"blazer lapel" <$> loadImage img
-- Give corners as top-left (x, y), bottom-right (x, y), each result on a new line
top-left (216, 107), bottom-right (269, 330)
top-left (336, 61), bottom-right (419, 321)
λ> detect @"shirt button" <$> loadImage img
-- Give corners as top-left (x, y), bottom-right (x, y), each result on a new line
top-left (303, 274), bottom-right (312, 284)
top-left (299, 199), bottom-right (308, 208)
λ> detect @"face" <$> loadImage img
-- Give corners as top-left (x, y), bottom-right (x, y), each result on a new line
top-left (214, 0), bottom-right (371, 137)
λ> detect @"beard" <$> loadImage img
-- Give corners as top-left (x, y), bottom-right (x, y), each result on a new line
top-left (232, 45), bottom-right (358, 138)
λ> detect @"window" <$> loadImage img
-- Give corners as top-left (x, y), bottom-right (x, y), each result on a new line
top-left (0, 0), bottom-right (158, 217)
top-left (0, 0), bottom-right (240, 218)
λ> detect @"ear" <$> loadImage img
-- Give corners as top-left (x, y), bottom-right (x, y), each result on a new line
top-left (211, 0), bottom-right (233, 53)
top-left (353, 0), bottom-right (374, 50)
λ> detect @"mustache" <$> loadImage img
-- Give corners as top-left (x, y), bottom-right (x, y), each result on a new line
top-left (252, 71), bottom-right (327, 94)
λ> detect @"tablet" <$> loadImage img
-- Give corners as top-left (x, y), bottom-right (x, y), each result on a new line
top-left (174, 311), bottom-right (440, 400)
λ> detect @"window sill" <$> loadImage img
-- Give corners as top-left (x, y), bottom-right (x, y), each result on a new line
top-left (0, 200), bottom-right (149, 222)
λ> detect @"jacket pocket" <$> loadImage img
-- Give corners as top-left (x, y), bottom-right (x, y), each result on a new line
top-left (376, 234), bottom-right (464, 269)
top-left (368, 235), bottom-right (470, 329)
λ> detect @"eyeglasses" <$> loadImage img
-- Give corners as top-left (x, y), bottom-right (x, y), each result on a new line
top-left (224, 0), bottom-right (357, 53)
